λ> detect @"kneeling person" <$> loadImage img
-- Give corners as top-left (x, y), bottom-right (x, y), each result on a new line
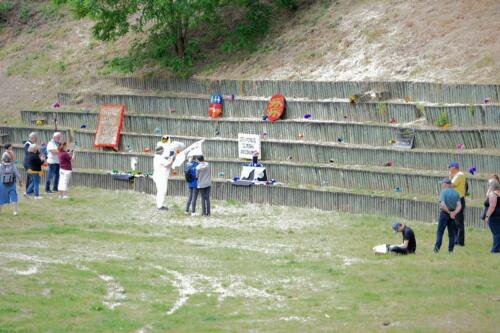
top-left (389, 222), bottom-right (416, 255)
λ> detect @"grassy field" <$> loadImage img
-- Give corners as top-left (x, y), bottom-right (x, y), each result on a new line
top-left (0, 188), bottom-right (498, 332)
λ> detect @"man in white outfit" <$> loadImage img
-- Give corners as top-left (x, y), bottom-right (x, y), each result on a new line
top-left (153, 146), bottom-right (175, 210)
top-left (156, 135), bottom-right (171, 157)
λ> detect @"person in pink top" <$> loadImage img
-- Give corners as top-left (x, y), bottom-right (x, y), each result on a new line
top-left (57, 142), bottom-right (76, 199)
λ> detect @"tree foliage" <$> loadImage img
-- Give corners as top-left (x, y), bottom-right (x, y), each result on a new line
top-left (56, 0), bottom-right (297, 76)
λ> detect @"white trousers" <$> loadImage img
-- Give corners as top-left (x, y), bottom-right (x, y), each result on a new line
top-left (58, 170), bottom-right (72, 191)
top-left (154, 177), bottom-right (169, 209)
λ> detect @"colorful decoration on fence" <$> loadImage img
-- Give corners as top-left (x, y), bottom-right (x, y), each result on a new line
top-left (94, 104), bottom-right (125, 150)
top-left (230, 94), bottom-right (235, 101)
top-left (304, 114), bottom-right (312, 119)
top-left (337, 137), bottom-right (344, 143)
top-left (217, 172), bottom-right (225, 177)
top-left (262, 115), bottom-right (268, 121)
top-left (389, 117), bottom-right (397, 124)
top-left (384, 161), bottom-right (393, 167)
top-left (394, 187), bottom-right (401, 193)
top-left (260, 131), bottom-right (268, 138)
top-left (35, 119), bottom-right (45, 126)
top-left (265, 93), bottom-right (285, 122)
top-left (169, 108), bottom-right (176, 113)
top-left (298, 133), bottom-right (304, 140)
top-left (388, 138), bottom-right (397, 144)
top-left (484, 97), bottom-right (490, 104)
top-left (52, 101), bottom-right (60, 108)
top-left (80, 124), bottom-right (87, 129)
top-left (144, 147), bottom-right (151, 153)
top-left (468, 166), bottom-right (476, 175)
top-left (456, 143), bottom-right (465, 151)
top-left (207, 95), bottom-right (223, 119)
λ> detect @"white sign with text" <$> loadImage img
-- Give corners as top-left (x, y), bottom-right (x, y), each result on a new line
top-left (238, 134), bottom-right (261, 159)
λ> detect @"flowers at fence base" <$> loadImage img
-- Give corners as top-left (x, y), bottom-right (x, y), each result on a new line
top-left (298, 132), bottom-right (304, 139)
top-left (169, 108), bottom-right (176, 113)
top-left (394, 187), bottom-right (401, 193)
top-left (304, 113), bottom-right (312, 119)
top-left (468, 166), bottom-right (476, 175)
top-left (389, 117), bottom-right (397, 124)
top-left (52, 101), bottom-right (60, 108)
top-left (385, 161), bottom-right (393, 167)
top-left (232, 176), bottom-right (240, 182)
top-left (456, 143), bottom-right (465, 151)
top-left (144, 147), bottom-right (151, 153)
top-left (484, 97), bottom-right (490, 104)
top-left (230, 94), bottom-right (235, 101)
top-left (80, 124), bottom-right (87, 129)
top-left (388, 138), bottom-right (397, 144)
top-left (442, 123), bottom-right (449, 129)
top-left (154, 127), bottom-right (161, 135)
top-left (217, 171), bottom-right (225, 177)
top-left (337, 136), bottom-right (344, 143)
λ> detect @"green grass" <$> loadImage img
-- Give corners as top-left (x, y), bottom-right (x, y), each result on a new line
top-left (0, 187), bottom-right (498, 332)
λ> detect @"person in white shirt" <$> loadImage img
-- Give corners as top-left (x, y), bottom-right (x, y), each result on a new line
top-left (156, 135), bottom-right (171, 156)
top-left (152, 146), bottom-right (175, 210)
top-left (195, 156), bottom-right (211, 216)
top-left (45, 132), bottom-right (61, 193)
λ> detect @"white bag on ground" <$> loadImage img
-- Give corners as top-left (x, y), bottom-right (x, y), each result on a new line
top-left (373, 244), bottom-right (389, 254)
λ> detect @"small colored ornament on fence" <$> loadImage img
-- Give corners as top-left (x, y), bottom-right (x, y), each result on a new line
top-left (35, 119), bottom-right (45, 126)
top-left (287, 155), bottom-right (293, 160)
top-left (215, 129), bottom-right (220, 136)
top-left (442, 123), bottom-right (449, 129)
top-left (144, 147), bottom-right (151, 153)
top-left (394, 187), bottom-right (401, 193)
top-left (404, 96), bottom-right (411, 102)
top-left (304, 113), bottom-right (312, 119)
top-left (456, 143), bottom-right (465, 151)
top-left (484, 97), bottom-right (490, 104)
top-left (80, 124), bottom-right (87, 129)
top-left (262, 115), bottom-right (268, 121)
top-left (261, 131), bottom-right (268, 138)
top-left (337, 137), bottom-right (344, 143)
top-left (217, 171), bottom-right (225, 177)
top-left (389, 117), bottom-right (397, 124)
top-left (388, 138), bottom-right (397, 144)
top-left (52, 101), bottom-right (60, 108)
top-left (265, 93), bottom-right (285, 122)
top-left (230, 94), bottom-right (235, 101)
top-left (385, 161), bottom-right (393, 167)
top-left (169, 108), bottom-right (176, 113)
top-left (468, 166), bottom-right (476, 175)
top-left (329, 158), bottom-right (335, 163)
top-left (154, 127), bottom-right (161, 135)
top-left (298, 132), bottom-right (304, 140)
top-left (172, 170), bottom-right (177, 176)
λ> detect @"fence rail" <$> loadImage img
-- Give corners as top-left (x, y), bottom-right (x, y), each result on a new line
top-left (106, 76), bottom-right (500, 104)
top-left (57, 92), bottom-right (420, 123)
top-left (3, 125), bottom-right (499, 173)
top-left (20, 110), bottom-right (500, 149)
top-left (425, 105), bottom-right (500, 127)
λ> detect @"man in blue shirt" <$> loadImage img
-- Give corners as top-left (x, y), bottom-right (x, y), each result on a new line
top-left (434, 178), bottom-right (462, 253)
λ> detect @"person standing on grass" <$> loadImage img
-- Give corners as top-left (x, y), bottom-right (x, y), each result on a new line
top-left (195, 156), bottom-right (211, 216)
top-left (23, 132), bottom-right (38, 194)
top-left (57, 142), bottom-right (75, 199)
top-left (45, 132), bottom-right (61, 194)
top-left (483, 178), bottom-right (500, 253)
top-left (26, 144), bottom-right (44, 199)
top-left (448, 161), bottom-right (466, 246)
top-left (0, 153), bottom-right (22, 216)
top-left (152, 146), bottom-right (175, 210)
top-left (184, 155), bottom-right (199, 215)
top-left (434, 178), bottom-right (462, 253)
top-left (389, 222), bottom-right (416, 255)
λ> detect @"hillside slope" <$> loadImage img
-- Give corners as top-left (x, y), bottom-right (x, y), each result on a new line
top-left (0, 0), bottom-right (499, 119)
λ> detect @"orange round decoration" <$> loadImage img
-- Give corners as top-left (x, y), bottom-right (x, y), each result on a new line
top-left (265, 94), bottom-right (285, 122)
top-left (208, 103), bottom-right (223, 118)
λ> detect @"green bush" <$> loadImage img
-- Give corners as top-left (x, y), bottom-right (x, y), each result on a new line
top-left (0, 1), bottom-right (14, 21)
top-left (434, 111), bottom-right (448, 127)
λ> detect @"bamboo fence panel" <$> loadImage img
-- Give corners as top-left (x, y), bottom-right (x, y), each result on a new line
top-left (4, 125), bottom-right (499, 173)
top-left (425, 105), bottom-right (500, 127)
top-left (21, 110), bottom-right (500, 149)
top-left (57, 92), bottom-right (419, 123)
top-left (106, 77), bottom-right (500, 104)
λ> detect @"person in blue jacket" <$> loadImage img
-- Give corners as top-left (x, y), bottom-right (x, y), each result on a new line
top-left (185, 156), bottom-right (199, 215)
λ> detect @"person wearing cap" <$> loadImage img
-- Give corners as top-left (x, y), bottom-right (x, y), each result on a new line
top-left (434, 178), bottom-right (462, 253)
top-left (389, 222), bottom-right (416, 255)
top-left (0, 153), bottom-right (22, 216)
top-left (156, 135), bottom-right (171, 157)
top-left (22, 132), bottom-right (38, 193)
top-left (448, 161), bottom-right (466, 246)
top-left (45, 132), bottom-right (61, 193)
top-left (152, 146), bottom-right (175, 210)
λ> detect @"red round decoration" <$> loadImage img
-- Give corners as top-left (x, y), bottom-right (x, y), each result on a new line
top-left (208, 103), bottom-right (223, 118)
top-left (265, 94), bottom-right (285, 122)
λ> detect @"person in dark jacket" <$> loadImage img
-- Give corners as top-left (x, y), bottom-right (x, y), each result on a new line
top-left (483, 178), bottom-right (500, 253)
top-left (26, 144), bottom-right (45, 199)
top-left (22, 132), bottom-right (38, 193)
top-left (389, 222), bottom-right (416, 255)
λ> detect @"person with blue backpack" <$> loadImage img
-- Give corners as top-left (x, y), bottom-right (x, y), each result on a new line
top-left (0, 151), bottom-right (22, 216)
top-left (185, 156), bottom-right (199, 215)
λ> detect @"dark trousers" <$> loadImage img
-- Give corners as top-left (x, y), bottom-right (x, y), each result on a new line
top-left (455, 197), bottom-right (465, 246)
top-left (186, 188), bottom-right (198, 213)
top-left (45, 163), bottom-right (60, 192)
top-left (197, 187), bottom-right (210, 216)
top-left (390, 246), bottom-right (409, 255)
top-left (23, 166), bottom-right (31, 192)
top-left (435, 211), bottom-right (457, 252)
top-left (489, 216), bottom-right (500, 253)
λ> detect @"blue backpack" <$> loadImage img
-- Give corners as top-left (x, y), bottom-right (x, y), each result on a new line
top-left (184, 162), bottom-right (197, 183)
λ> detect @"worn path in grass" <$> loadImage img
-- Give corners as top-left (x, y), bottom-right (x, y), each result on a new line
top-left (0, 188), bottom-right (498, 332)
